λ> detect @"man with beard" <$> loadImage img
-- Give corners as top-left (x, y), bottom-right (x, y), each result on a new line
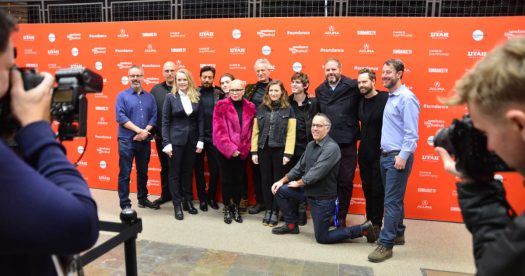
top-left (368, 59), bottom-right (419, 263)
top-left (116, 65), bottom-right (159, 210)
top-left (315, 58), bottom-right (360, 227)
top-left (151, 61), bottom-right (176, 206)
top-left (194, 65), bottom-right (224, 211)
top-left (357, 68), bottom-right (388, 241)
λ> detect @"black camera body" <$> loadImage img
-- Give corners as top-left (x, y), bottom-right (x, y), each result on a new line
top-left (0, 66), bottom-right (103, 141)
top-left (433, 114), bottom-right (513, 178)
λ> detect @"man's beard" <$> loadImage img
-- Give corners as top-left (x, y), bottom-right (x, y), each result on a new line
top-left (360, 87), bottom-right (373, 96)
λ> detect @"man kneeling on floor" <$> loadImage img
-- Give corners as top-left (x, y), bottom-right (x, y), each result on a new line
top-left (271, 113), bottom-right (377, 243)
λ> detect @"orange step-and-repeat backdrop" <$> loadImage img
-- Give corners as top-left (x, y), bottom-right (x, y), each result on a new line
top-left (14, 17), bottom-right (525, 222)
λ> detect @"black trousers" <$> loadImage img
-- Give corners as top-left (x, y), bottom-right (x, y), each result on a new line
top-left (218, 153), bottom-right (246, 205)
top-left (194, 142), bottom-right (220, 202)
top-left (358, 155), bottom-right (384, 226)
top-left (337, 142), bottom-right (358, 223)
top-left (169, 143), bottom-right (196, 205)
top-left (154, 137), bottom-right (171, 201)
top-left (247, 158), bottom-right (263, 204)
top-left (259, 146), bottom-right (285, 211)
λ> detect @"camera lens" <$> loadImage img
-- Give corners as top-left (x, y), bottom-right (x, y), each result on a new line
top-left (433, 127), bottom-right (456, 155)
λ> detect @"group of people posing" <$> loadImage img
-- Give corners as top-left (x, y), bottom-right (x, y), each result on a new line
top-left (115, 57), bottom-right (420, 263)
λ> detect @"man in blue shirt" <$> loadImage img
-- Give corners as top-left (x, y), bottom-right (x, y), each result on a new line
top-left (115, 65), bottom-right (159, 210)
top-left (368, 59), bottom-right (420, 262)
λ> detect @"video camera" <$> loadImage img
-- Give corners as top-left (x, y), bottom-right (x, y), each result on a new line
top-left (0, 66), bottom-right (103, 141)
top-left (433, 114), bottom-right (513, 178)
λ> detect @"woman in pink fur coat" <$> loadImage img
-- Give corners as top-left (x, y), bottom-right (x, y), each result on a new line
top-left (213, 79), bottom-right (256, 224)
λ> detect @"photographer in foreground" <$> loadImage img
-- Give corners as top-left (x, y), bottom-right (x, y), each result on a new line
top-left (435, 37), bottom-right (525, 275)
top-left (0, 11), bottom-right (99, 274)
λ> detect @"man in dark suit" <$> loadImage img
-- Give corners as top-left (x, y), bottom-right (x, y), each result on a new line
top-left (357, 68), bottom-right (388, 241)
top-left (315, 58), bottom-right (360, 227)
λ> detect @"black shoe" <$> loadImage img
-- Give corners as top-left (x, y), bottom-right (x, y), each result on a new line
top-left (174, 204), bottom-right (184, 220)
top-left (298, 202), bottom-right (307, 226)
top-left (186, 200), bottom-right (198, 215)
top-left (272, 224), bottom-right (299, 235)
top-left (208, 199), bottom-right (219, 210)
top-left (362, 220), bottom-right (378, 243)
top-left (182, 200), bottom-right (189, 211)
top-left (199, 201), bottom-right (208, 212)
top-left (138, 199), bottom-right (160, 210)
top-left (224, 205), bottom-right (233, 224)
top-left (269, 210), bottom-right (279, 227)
top-left (232, 204), bottom-right (243, 223)
top-left (152, 197), bottom-right (171, 206)
top-left (262, 210), bottom-right (271, 226)
top-left (248, 203), bottom-right (266, 214)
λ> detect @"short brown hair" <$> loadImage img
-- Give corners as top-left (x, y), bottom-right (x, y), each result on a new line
top-left (358, 68), bottom-right (376, 82)
top-left (262, 80), bottom-right (289, 109)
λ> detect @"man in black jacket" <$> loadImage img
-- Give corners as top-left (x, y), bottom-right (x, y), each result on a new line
top-left (315, 58), bottom-right (361, 227)
top-left (435, 37), bottom-right (525, 275)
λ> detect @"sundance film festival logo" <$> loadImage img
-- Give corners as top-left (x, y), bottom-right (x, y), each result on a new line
top-left (145, 44), bottom-right (157, 53)
top-left (423, 104), bottom-right (448, 110)
top-left (392, 30), bottom-right (413, 38)
top-left (171, 48), bottom-right (187, 53)
top-left (467, 50), bottom-right (487, 59)
top-left (417, 187), bottom-right (437, 193)
top-left (320, 48), bottom-right (344, 53)
top-left (198, 47), bottom-right (215, 54)
top-left (358, 43), bottom-right (374, 54)
top-left (289, 46), bottom-right (308, 54)
top-left (428, 67), bottom-right (448, 74)
top-left (199, 31), bottom-right (214, 38)
top-left (67, 33), bottom-right (81, 41)
top-left (424, 119), bottom-right (445, 129)
top-left (48, 49), bottom-right (60, 56)
top-left (117, 29), bottom-right (129, 38)
top-left (450, 207), bottom-right (461, 212)
top-left (95, 106), bottom-right (109, 111)
top-left (92, 47), bottom-right (107, 55)
top-left (229, 47), bottom-right (246, 55)
top-left (24, 49), bottom-right (37, 55)
top-left (430, 31), bottom-right (449, 39)
top-left (324, 25), bottom-right (340, 36)
top-left (429, 81), bottom-right (445, 92)
top-left (142, 64), bottom-right (160, 68)
top-left (94, 135), bottom-right (112, 140)
top-left (97, 117), bottom-right (108, 126)
top-left (115, 48), bottom-right (133, 53)
top-left (354, 65), bottom-right (379, 71)
top-left (25, 63), bottom-right (38, 68)
top-left (169, 31), bottom-right (186, 38)
top-left (357, 30), bottom-right (376, 36)
top-left (393, 49), bottom-right (412, 55)
top-left (257, 29), bottom-right (276, 38)
top-left (23, 34), bottom-right (35, 41)
top-left (417, 200), bottom-right (433, 210)
top-left (428, 49), bottom-right (449, 57)
top-left (89, 33), bottom-right (107, 39)
top-left (142, 32), bottom-right (157, 37)
top-left (117, 62), bottom-right (132, 69)
top-left (287, 30), bottom-right (310, 36)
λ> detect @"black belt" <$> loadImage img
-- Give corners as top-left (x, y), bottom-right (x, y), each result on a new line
top-left (381, 150), bottom-right (400, 157)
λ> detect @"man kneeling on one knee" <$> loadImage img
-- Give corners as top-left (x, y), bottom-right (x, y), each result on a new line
top-left (271, 113), bottom-right (377, 244)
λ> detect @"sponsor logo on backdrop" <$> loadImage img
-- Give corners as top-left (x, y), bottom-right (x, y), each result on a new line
top-left (144, 77), bottom-right (160, 85)
top-left (99, 160), bottom-right (107, 169)
top-left (94, 91), bottom-right (108, 99)
top-left (48, 49), bottom-right (60, 56)
top-left (350, 197), bottom-right (366, 205)
top-left (117, 62), bottom-right (132, 69)
top-left (450, 207), bottom-right (461, 212)
top-left (98, 175), bottom-right (111, 182)
top-left (23, 49), bottom-right (37, 55)
top-left (77, 146), bottom-right (84, 154)
top-left (287, 30), bottom-right (310, 36)
top-left (70, 63), bottom-right (83, 69)
top-left (428, 49), bottom-right (450, 57)
top-left (357, 30), bottom-right (376, 36)
top-left (142, 32), bottom-right (157, 37)
top-left (115, 48), bottom-right (133, 53)
top-left (67, 33), bottom-right (81, 41)
top-left (145, 44), bottom-right (157, 53)
top-left (359, 43), bottom-right (374, 54)
top-left (392, 30), bottom-right (413, 38)
top-left (321, 48), bottom-right (344, 53)
top-left (25, 63), bottom-right (38, 68)
top-left (169, 31), bottom-right (186, 38)
top-left (117, 29), bottom-right (129, 38)
top-left (427, 136), bottom-right (434, 146)
top-left (97, 117), bottom-right (108, 126)
top-left (428, 67), bottom-right (448, 73)
top-left (393, 49), bottom-right (412, 55)
top-left (94, 135), bottom-right (112, 140)
top-left (419, 171), bottom-right (439, 178)
top-left (48, 64), bottom-right (60, 69)
top-left (261, 45), bottom-right (271, 56)
top-left (141, 64), bottom-right (160, 68)
top-left (292, 62), bottom-right (302, 72)
top-left (452, 190), bottom-right (458, 197)
top-left (324, 25), bottom-right (340, 36)
top-left (92, 47), bottom-right (107, 55)
top-left (472, 30), bottom-right (484, 41)
top-left (199, 31), bottom-right (214, 38)
top-left (121, 76), bottom-right (129, 85)
top-left (232, 29), bottom-right (242, 39)
top-left (89, 33), bottom-right (107, 39)
top-left (257, 29), bottom-right (276, 38)
top-left (95, 61), bottom-right (103, 70)
top-left (422, 154), bottom-right (440, 162)
top-left (97, 147), bottom-right (111, 154)
top-left (175, 60), bottom-right (186, 69)
top-left (354, 65), bottom-right (379, 71)
top-left (418, 187), bottom-right (437, 193)
top-left (228, 64), bottom-right (246, 70)
top-left (494, 174), bottom-right (504, 182)
top-left (95, 106), bottom-right (109, 111)
top-left (147, 179), bottom-right (160, 187)
top-left (198, 47), bottom-right (215, 54)
top-left (71, 47), bottom-right (79, 56)
top-left (430, 31), bottom-right (449, 40)
top-left (417, 200), bottom-right (433, 210)
top-left (467, 50), bottom-right (487, 58)
top-left (504, 29), bottom-right (525, 39)
top-left (171, 47), bottom-right (187, 53)
top-left (423, 104), bottom-right (449, 109)
top-left (23, 34), bottom-right (35, 41)
top-left (424, 119), bottom-right (445, 129)
top-left (199, 64), bottom-right (216, 68)
top-left (77, 160), bottom-right (88, 167)
top-left (289, 46), bottom-right (308, 54)
top-left (48, 33), bottom-right (56, 42)
top-left (229, 47), bottom-right (246, 55)
top-left (429, 81), bottom-right (446, 92)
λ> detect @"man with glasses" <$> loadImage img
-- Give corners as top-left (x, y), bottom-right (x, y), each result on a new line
top-left (151, 61), bottom-right (176, 206)
top-left (270, 114), bottom-right (376, 244)
top-left (116, 65), bottom-right (159, 210)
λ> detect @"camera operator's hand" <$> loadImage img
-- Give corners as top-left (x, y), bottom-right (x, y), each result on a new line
top-left (10, 69), bottom-right (54, 126)
top-left (435, 147), bottom-right (467, 179)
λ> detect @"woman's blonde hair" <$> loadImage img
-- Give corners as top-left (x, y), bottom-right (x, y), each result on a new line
top-left (262, 80), bottom-right (289, 109)
top-left (172, 68), bottom-right (200, 103)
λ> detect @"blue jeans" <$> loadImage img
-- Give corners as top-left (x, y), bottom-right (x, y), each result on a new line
top-left (275, 185), bottom-right (305, 223)
top-left (378, 154), bottom-right (414, 248)
top-left (118, 138), bottom-right (151, 208)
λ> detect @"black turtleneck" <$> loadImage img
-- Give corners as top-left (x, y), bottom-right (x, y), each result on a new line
top-left (233, 99), bottom-right (243, 127)
top-left (200, 86), bottom-right (215, 142)
top-left (251, 82), bottom-right (268, 108)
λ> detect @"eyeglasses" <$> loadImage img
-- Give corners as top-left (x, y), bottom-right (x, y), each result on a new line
top-left (229, 89), bottom-right (244, 94)
top-left (311, 124), bottom-right (329, 129)
top-left (129, 74), bottom-right (143, 78)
